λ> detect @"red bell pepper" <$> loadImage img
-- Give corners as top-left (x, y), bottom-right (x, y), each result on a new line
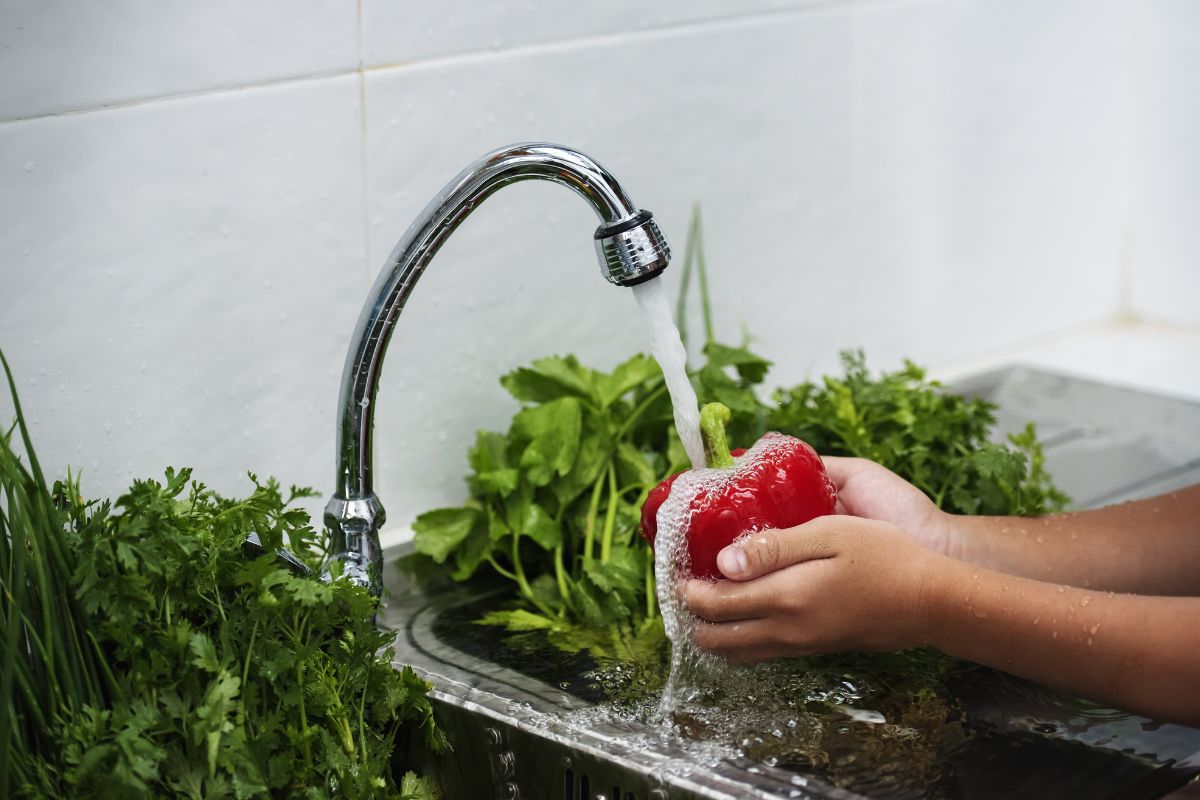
top-left (640, 402), bottom-right (837, 579)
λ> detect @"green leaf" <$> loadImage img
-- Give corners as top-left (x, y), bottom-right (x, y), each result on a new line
top-left (702, 342), bottom-right (772, 384)
top-left (412, 507), bottom-right (485, 563)
top-left (614, 442), bottom-right (656, 490)
top-left (500, 355), bottom-right (597, 405)
top-left (595, 354), bottom-right (662, 409)
top-left (503, 491), bottom-right (561, 551)
top-left (189, 632), bottom-right (222, 674)
top-left (467, 431), bottom-right (519, 497)
top-left (511, 397), bottom-right (582, 487)
top-left (550, 411), bottom-right (612, 510)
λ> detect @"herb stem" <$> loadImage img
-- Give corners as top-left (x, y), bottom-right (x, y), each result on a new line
top-left (600, 464), bottom-right (618, 563)
top-left (553, 546), bottom-right (572, 611)
top-left (582, 472), bottom-right (605, 564)
top-left (510, 533), bottom-right (554, 617)
top-left (617, 384), bottom-right (669, 438)
top-left (486, 555), bottom-right (518, 581)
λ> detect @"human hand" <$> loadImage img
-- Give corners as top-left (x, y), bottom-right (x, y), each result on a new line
top-left (822, 456), bottom-right (953, 556)
top-left (684, 516), bottom-right (943, 661)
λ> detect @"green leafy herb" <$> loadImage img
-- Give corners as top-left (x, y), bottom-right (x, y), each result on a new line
top-left (769, 350), bottom-right (1070, 516)
top-left (1, 353), bottom-right (443, 799)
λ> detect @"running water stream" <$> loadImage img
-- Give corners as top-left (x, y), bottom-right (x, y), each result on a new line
top-left (630, 278), bottom-right (712, 720)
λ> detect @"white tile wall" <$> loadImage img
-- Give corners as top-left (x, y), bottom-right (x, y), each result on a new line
top-left (0, 75), bottom-right (367, 513)
top-left (0, 1), bottom-right (358, 120)
top-left (1131, 0), bottom-right (1200, 326)
top-left (361, 0), bottom-right (823, 66)
top-left (1, 0), bottom-right (1195, 534)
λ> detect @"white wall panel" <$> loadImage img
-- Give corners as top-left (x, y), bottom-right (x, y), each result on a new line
top-left (0, 75), bottom-right (367, 515)
top-left (1131, 0), bottom-right (1200, 326)
top-left (0, 0), bottom-right (358, 120)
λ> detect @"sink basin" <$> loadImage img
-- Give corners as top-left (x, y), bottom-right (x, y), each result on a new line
top-left (381, 366), bottom-right (1200, 799)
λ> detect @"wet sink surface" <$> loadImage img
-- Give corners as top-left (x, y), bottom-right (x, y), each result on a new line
top-left (381, 366), bottom-right (1200, 800)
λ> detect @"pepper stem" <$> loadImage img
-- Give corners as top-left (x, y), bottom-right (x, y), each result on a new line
top-left (700, 402), bottom-right (735, 469)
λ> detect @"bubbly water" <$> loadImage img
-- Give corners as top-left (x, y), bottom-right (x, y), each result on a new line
top-left (630, 279), bottom-right (705, 470)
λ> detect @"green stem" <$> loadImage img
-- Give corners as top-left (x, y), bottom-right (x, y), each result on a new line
top-left (553, 546), bottom-right (573, 611)
top-left (582, 471), bottom-right (605, 564)
top-left (700, 402), bottom-right (735, 468)
top-left (600, 464), bottom-right (619, 562)
top-left (693, 205), bottom-right (715, 347)
top-left (510, 532), bottom-right (554, 616)
top-left (241, 618), bottom-right (259, 691)
top-left (617, 383), bottom-right (669, 437)
top-left (486, 554), bottom-right (518, 581)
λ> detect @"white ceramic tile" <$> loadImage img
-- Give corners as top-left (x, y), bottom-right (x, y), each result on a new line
top-left (843, 0), bottom-right (1131, 371)
top-left (0, 75), bottom-right (367, 519)
top-left (361, 0), bottom-right (822, 65)
top-left (1130, 0), bottom-right (1200, 326)
top-left (363, 10), bottom-right (858, 526)
top-left (0, 1), bottom-right (358, 120)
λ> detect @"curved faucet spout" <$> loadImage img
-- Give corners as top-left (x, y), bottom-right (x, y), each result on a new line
top-left (324, 143), bottom-right (671, 593)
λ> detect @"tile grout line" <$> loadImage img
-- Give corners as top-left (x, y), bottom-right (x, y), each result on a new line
top-left (0, 0), bottom-right (901, 128)
top-left (357, 0), bottom-right (374, 284)
top-left (361, 0), bottom-right (896, 77)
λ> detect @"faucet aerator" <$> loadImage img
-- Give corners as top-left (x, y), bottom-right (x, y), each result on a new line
top-left (595, 210), bottom-right (671, 287)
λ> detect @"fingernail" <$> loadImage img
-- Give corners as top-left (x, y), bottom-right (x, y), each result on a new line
top-left (717, 545), bottom-right (748, 577)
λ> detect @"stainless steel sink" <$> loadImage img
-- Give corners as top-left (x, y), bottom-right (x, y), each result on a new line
top-left (381, 366), bottom-right (1200, 800)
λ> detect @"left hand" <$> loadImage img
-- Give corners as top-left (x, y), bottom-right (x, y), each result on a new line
top-left (684, 515), bottom-right (940, 661)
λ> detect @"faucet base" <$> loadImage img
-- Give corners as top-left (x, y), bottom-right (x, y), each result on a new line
top-left (323, 493), bottom-right (386, 596)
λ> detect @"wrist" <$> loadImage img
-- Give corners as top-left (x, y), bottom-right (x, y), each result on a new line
top-left (908, 550), bottom-right (960, 649)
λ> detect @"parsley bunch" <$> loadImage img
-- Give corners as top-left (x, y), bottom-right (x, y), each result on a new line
top-left (1, 356), bottom-right (443, 799)
top-left (769, 351), bottom-right (1069, 516)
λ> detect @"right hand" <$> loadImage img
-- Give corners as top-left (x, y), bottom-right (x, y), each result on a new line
top-left (820, 456), bottom-right (954, 557)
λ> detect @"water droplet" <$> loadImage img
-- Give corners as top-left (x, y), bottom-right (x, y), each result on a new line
top-left (24, 161), bottom-right (34, 172)
top-left (1090, 623), bottom-right (1100, 634)
top-left (1056, 586), bottom-right (1065, 593)
top-left (1032, 616), bottom-right (1040, 625)
top-left (221, 225), bottom-right (231, 237)
top-left (1080, 596), bottom-right (1092, 607)
top-left (1036, 535), bottom-right (1045, 544)
top-left (1070, 531), bottom-right (1079, 541)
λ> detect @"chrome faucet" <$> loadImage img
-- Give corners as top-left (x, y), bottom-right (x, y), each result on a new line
top-left (324, 143), bottom-right (672, 594)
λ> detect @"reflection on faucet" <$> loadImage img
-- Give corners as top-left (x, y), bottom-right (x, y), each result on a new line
top-left (324, 143), bottom-right (672, 595)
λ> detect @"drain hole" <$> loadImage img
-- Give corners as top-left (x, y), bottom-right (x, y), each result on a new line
top-left (564, 769), bottom-right (574, 800)
top-left (579, 774), bottom-right (590, 798)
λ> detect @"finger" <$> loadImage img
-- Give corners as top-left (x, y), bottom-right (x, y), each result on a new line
top-left (818, 455), bottom-right (859, 483)
top-left (682, 578), bottom-right (769, 623)
top-left (691, 620), bottom-right (803, 663)
top-left (716, 519), bottom-right (844, 581)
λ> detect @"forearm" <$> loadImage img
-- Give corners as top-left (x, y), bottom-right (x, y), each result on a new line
top-left (942, 485), bottom-right (1200, 594)
top-left (922, 555), bottom-right (1200, 725)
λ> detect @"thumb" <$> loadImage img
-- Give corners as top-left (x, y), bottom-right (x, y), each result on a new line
top-left (716, 517), bottom-right (843, 581)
